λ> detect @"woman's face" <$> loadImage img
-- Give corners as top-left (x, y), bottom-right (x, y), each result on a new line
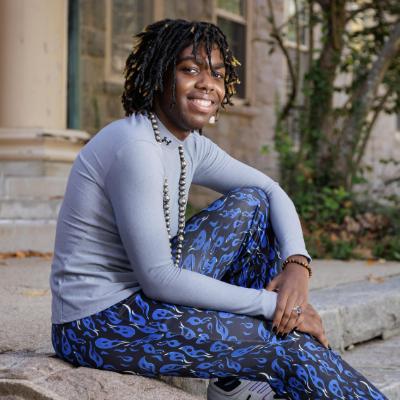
top-left (154, 42), bottom-right (226, 140)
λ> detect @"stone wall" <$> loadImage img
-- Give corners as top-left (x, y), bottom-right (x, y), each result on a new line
top-left (360, 113), bottom-right (400, 202)
top-left (79, 0), bottom-right (123, 134)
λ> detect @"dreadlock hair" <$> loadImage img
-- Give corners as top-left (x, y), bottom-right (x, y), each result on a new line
top-left (122, 19), bottom-right (241, 117)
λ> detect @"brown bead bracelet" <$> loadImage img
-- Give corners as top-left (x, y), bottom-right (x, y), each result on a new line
top-left (282, 258), bottom-right (312, 277)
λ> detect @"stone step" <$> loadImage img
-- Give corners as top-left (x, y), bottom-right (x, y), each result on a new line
top-left (0, 353), bottom-right (204, 400)
top-left (0, 258), bottom-right (398, 399)
top-left (0, 176), bottom-right (67, 199)
top-left (0, 220), bottom-right (56, 252)
top-left (0, 199), bottom-right (62, 220)
top-left (310, 274), bottom-right (400, 351)
top-left (341, 333), bottom-right (400, 399)
top-left (160, 275), bottom-right (400, 399)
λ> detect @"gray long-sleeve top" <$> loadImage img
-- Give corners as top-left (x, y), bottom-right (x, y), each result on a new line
top-left (50, 113), bottom-right (311, 324)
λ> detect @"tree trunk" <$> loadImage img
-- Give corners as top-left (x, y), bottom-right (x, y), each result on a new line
top-left (336, 20), bottom-right (400, 189)
top-left (307, 0), bottom-right (347, 180)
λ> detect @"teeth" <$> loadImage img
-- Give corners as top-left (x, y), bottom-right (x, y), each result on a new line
top-left (193, 99), bottom-right (212, 107)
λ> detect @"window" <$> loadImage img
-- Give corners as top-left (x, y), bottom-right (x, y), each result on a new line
top-left (286, 0), bottom-right (309, 48)
top-left (105, 0), bottom-right (154, 82)
top-left (215, 0), bottom-right (248, 99)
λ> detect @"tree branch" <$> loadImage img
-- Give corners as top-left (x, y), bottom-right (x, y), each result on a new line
top-left (345, 2), bottom-right (374, 23)
top-left (337, 20), bottom-right (400, 187)
top-left (267, 0), bottom-right (298, 123)
top-left (353, 87), bottom-right (394, 175)
top-left (385, 175), bottom-right (400, 185)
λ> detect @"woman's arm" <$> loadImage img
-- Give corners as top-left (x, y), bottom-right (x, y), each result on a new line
top-left (104, 139), bottom-right (278, 319)
top-left (192, 135), bottom-right (311, 334)
top-left (192, 135), bottom-right (311, 262)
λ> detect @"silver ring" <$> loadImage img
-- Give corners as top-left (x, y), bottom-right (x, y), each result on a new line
top-left (292, 305), bottom-right (302, 316)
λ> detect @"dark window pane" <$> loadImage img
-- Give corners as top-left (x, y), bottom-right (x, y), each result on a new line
top-left (217, 17), bottom-right (246, 99)
top-left (217, 0), bottom-right (245, 16)
top-left (111, 0), bottom-right (153, 75)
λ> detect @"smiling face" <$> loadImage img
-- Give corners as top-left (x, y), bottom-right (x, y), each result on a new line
top-left (154, 43), bottom-right (226, 140)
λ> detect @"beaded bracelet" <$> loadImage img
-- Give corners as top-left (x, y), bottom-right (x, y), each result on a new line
top-left (282, 258), bottom-right (312, 277)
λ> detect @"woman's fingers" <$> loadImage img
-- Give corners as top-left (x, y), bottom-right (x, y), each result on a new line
top-left (272, 293), bottom-right (289, 332)
top-left (315, 328), bottom-right (329, 348)
top-left (279, 295), bottom-right (303, 334)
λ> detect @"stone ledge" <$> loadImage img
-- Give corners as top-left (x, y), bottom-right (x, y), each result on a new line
top-left (3, 176), bottom-right (67, 199)
top-left (0, 353), bottom-right (204, 400)
top-left (0, 128), bottom-right (90, 163)
top-left (0, 220), bottom-right (56, 252)
top-left (0, 199), bottom-right (62, 220)
top-left (310, 275), bottom-right (400, 351)
top-left (341, 334), bottom-right (400, 399)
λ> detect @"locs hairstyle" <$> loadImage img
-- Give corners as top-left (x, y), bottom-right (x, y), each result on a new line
top-left (122, 19), bottom-right (241, 116)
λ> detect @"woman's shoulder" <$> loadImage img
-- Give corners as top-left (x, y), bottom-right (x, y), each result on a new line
top-left (80, 114), bottom-right (159, 159)
top-left (76, 114), bottom-right (161, 179)
top-left (95, 113), bottom-right (157, 146)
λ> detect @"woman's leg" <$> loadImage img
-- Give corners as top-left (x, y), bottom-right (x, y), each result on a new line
top-left (52, 187), bottom-right (387, 399)
top-left (172, 186), bottom-right (281, 289)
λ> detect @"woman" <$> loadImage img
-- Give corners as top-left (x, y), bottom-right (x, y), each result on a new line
top-left (50, 19), bottom-right (387, 400)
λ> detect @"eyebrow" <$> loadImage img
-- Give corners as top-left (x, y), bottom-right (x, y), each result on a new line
top-left (177, 55), bottom-right (225, 70)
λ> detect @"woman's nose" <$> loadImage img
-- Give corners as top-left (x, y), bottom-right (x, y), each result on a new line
top-left (195, 70), bottom-right (215, 93)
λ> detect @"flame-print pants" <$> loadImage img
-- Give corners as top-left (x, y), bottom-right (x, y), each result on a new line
top-left (51, 187), bottom-right (387, 400)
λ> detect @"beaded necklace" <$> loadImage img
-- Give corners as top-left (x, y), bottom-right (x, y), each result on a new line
top-left (148, 111), bottom-right (187, 268)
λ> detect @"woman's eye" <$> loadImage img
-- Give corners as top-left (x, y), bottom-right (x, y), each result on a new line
top-left (212, 71), bottom-right (225, 79)
top-left (183, 67), bottom-right (199, 74)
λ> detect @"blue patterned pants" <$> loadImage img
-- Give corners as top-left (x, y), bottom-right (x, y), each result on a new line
top-left (52, 187), bottom-right (387, 400)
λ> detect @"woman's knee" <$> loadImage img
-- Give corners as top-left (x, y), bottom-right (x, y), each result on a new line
top-left (226, 186), bottom-right (270, 214)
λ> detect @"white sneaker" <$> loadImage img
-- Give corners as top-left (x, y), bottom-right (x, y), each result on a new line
top-left (207, 377), bottom-right (280, 400)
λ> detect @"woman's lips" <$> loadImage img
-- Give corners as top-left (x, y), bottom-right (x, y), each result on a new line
top-left (188, 98), bottom-right (216, 113)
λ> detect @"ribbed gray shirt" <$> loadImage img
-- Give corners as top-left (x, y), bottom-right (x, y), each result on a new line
top-left (50, 113), bottom-right (310, 324)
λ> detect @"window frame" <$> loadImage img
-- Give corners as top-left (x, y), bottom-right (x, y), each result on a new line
top-left (212, 0), bottom-right (253, 106)
top-left (283, 0), bottom-right (310, 52)
top-left (104, 0), bottom-right (162, 84)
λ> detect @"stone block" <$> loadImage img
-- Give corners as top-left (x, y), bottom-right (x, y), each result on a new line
top-left (0, 199), bottom-right (62, 220)
top-left (341, 294), bottom-right (400, 348)
top-left (160, 376), bottom-right (208, 398)
top-left (81, 27), bottom-right (105, 58)
top-left (0, 161), bottom-right (72, 177)
top-left (0, 220), bottom-right (56, 252)
top-left (4, 177), bottom-right (67, 199)
top-left (0, 353), bottom-right (204, 400)
top-left (318, 308), bottom-right (345, 351)
top-left (80, 0), bottom-right (106, 31)
top-left (80, 56), bottom-right (104, 92)
top-left (341, 334), bottom-right (400, 399)
top-left (310, 276), bottom-right (400, 350)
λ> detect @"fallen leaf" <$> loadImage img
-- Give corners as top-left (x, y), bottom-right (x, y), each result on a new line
top-left (0, 250), bottom-right (53, 260)
top-left (20, 289), bottom-right (50, 297)
top-left (366, 274), bottom-right (385, 283)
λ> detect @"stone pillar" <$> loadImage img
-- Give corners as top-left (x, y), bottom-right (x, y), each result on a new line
top-left (0, 0), bottom-right (90, 252)
top-left (0, 0), bottom-right (68, 128)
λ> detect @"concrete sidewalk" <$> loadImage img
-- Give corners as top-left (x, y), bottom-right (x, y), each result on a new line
top-left (0, 257), bottom-right (399, 399)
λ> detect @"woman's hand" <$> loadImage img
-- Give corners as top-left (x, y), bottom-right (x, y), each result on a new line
top-left (265, 262), bottom-right (309, 336)
top-left (295, 303), bottom-right (330, 348)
